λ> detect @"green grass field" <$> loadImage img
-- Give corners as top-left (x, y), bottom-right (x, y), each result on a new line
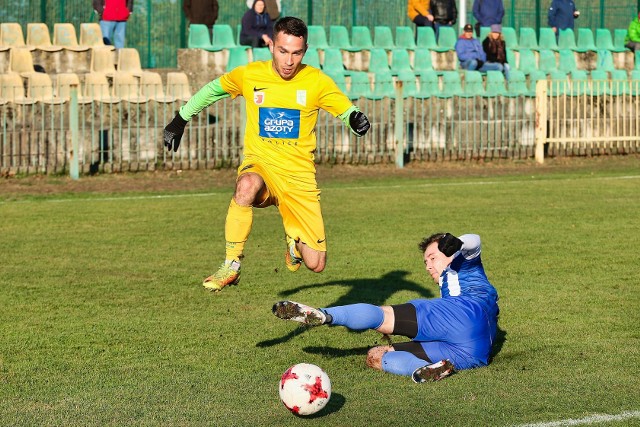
top-left (1, 160), bottom-right (640, 426)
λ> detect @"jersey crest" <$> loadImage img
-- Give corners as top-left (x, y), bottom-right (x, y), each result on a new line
top-left (259, 107), bottom-right (301, 139)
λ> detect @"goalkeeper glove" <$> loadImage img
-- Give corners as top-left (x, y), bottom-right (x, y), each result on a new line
top-left (438, 233), bottom-right (463, 257)
top-left (164, 113), bottom-right (188, 152)
top-left (349, 110), bottom-right (370, 137)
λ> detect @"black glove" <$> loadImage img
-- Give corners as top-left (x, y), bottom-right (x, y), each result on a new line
top-left (349, 110), bottom-right (370, 137)
top-left (164, 113), bottom-right (188, 152)
top-left (438, 233), bottom-right (463, 257)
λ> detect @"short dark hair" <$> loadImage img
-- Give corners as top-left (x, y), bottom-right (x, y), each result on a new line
top-left (418, 232), bottom-right (447, 253)
top-left (273, 16), bottom-right (308, 44)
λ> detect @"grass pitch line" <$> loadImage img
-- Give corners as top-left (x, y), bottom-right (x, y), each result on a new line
top-left (515, 410), bottom-right (640, 427)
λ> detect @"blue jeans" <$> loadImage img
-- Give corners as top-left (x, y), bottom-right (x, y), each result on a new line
top-left (100, 20), bottom-right (127, 49)
top-left (479, 62), bottom-right (510, 80)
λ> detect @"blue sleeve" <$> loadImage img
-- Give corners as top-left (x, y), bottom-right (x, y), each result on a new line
top-left (472, 0), bottom-right (481, 21)
top-left (548, 0), bottom-right (559, 27)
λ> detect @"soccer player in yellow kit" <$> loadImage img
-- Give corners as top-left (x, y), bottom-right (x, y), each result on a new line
top-left (163, 17), bottom-right (370, 291)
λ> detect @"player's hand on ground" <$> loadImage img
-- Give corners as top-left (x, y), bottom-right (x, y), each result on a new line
top-left (349, 110), bottom-right (370, 136)
top-left (164, 113), bottom-right (188, 152)
top-left (438, 233), bottom-right (463, 257)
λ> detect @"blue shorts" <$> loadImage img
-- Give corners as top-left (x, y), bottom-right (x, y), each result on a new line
top-left (408, 297), bottom-right (497, 370)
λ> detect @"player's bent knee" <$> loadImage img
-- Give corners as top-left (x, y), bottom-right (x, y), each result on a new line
top-left (366, 346), bottom-right (392, 371)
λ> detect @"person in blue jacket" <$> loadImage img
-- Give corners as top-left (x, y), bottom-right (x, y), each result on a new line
top-left (548, 0), bottom-right (580, 35)
top-left (472, 0), bottom-right (504, 37)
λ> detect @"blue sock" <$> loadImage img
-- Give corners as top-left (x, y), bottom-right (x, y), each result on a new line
top-left (322, 304), bottom-right (384, 330)
top-left (381, 351), bottom-right (429, 377)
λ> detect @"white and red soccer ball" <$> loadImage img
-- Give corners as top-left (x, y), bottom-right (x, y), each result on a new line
top-left (279, 363), bottom-right (331, 416)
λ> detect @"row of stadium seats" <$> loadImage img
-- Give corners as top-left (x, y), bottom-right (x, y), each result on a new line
top-left (0, 71), bottom-right (192, 104)
top-left (0, 22), bottom-right (111, 52)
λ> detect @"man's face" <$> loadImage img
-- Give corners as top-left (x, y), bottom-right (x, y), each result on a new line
top-left (270, 32), bottom-right (307, 80)
top-left (463, 30), bottom-right (473, 39)
top-left (423, 241), bottom-right (452, 282)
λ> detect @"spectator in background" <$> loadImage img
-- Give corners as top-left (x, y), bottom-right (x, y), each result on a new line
top-left (548, 0), bottom-right (580, 36)
top-left (472, 0), bottom-right (504, 37)
top-left (624, 11), bottom-right (640, 52)
top-left (407, 0), bottom-right (434, 32)
top-left (93, 0), bottom-right (133, 49)
top-left (455, 24), bottom-right (486, 70)
top-left (482, 24), bottom-right (510, 79)
top-left (430, 0), bottom-right (457, 40)
top-left (247, 0), bottom-right (281, 22)
top-left (240, 0), bottom-right (274, 47)
top-left (183, 0), bottom-right (219, 42)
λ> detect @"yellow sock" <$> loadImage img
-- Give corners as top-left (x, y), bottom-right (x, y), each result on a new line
top-left (224, 198), bottom-right (253, 262)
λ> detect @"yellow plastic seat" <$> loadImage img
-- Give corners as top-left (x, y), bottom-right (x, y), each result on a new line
top-left (79, 23), bottom-right (114, 51)
top-left (53, 23), bottom-right (89, 52)
top-left (26, 23), bottom-right (62, 52)
top-left (56, 73), bottom-right (92, 104)
top-left (9, 47), bottom-right (37, 77)
top-left (83, 72), bottom-right (120, 103)
top-left (90, 47), bottom-right (117, 77)
top-left (112, 72), bottom-right (148, 103)
top-left (0, 23), bottom-right (35, 51)
top-left (166, 72), bottom-right (192, 101)
top-left (117, 48), bottom-right (143, 77)
top-left (140, 71), bottom-right (175, 103)
top-left (27, 72), bottom-right (65, 104)
top-left (0, 72), bottom-right (35, 104)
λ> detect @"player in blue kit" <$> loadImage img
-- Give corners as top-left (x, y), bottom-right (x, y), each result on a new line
top-left (273, 232), bottom-right (499, 382)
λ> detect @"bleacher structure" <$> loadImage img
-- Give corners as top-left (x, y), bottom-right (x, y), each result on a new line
top-left (1, 22), bottom-right (640, 174)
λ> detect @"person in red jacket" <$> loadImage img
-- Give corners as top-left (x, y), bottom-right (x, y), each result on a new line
top-left (93, 0), bottom-right (134, 49)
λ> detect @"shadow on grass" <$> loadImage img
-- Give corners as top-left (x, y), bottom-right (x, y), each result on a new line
top-left (256, 270), bottom-right (433, 348)
top-left (490, 325), bottom-right (507, 361)
top-left (292, 393), bottom-right (345, 418)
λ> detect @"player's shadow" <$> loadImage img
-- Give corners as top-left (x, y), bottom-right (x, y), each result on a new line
top-left (490, 324), bottom-right (507, 361)
top-left (256, 270), bottom-right (433, 348)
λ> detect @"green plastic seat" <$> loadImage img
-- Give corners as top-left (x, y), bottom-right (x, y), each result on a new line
top-left (302, 48), bottom-right (321, 68)
top-left (613, 29), bottom-right (628, 52)
top-left (322, 48), bottom-right (346, 75)
top-left (374, 26), bottom-right (395, 50)
top-left (416, 70), bottom-right (439, 98)
top-left (395, 26), bottom-right (416, 50)
top-left (575, 28), bottom-right (596, 52)
top-left (435, 26), bottom-right (457, 52)
top-left (517, 49), bottom-right (538, 75)
top-left (609, 69), bottom-right (629, 95)
top-left (225, 47), bottom-right (248, 71)
top-left (629, 69), bottom-right (640, 95)
top-left (370, 70), bottom-right (395, 99)
top-left (538, 28), bottom-right (559, 51)
top-left (589, 69), bottom-right (609, 96)
top-left (549, 70), bottom-right (568, 96)
top-left (396, 70), bottom-right (418, 98)
top-left (348, 71), bottom-right (372, 99)
top-left (462, 70), bottom-right (484, 97)
top-left (636, 50), bottom-right (640, 70)
top-left (558, 49), bottom-right (577, 73)
top-left (252, 47), bottom-right (270, 62)
top-left (437, 70), bottom-right (463, 98)
top-left (308, 25), bottom-right (329, 49)
top-left (506, 48), bottom-right (516, 68)
top-left (569, 70), bottom-right (589, 95)
top-left (351, 26), bottom-right (373, 51)
top-left (518, 27), bottom-right (538, 50)
top-left (329, 25), bottom-right (354, 50)
top-left (188, 24), bottom-right (215, 50)
top-left (413, 48), bottom-right (433, 73)
top-left (528, 69), bottom-right (548, 93)
top-left (595, 29), bottom-right (615, 51)
top-left (390, 48), bottom-right (412, 74)
top-left (324, 70), bottom-right (348, 93)
top-left (484, 70), bottom-right (507, 97)
top-left (416, 26), bottom-right (438, 50)
top-left (212, 24), bottom-right (238, 50)
top-left (479, 26), bottom-right (491, 44)
top-left (506, 69), bottom-right (532, 97)
top-left (502, 27), bottom-right (518, 50)
top-left (596, 50), bottom-right (616, 72)
top-left (557, 29), bottom-right (577, 50)
top-left (538, 49), bottom-right (558, 74)
top-left (367, 48), bottom-right (390, 73)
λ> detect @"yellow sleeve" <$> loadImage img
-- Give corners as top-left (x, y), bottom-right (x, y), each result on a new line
top-left (219, 66), bottom-right (246, 98)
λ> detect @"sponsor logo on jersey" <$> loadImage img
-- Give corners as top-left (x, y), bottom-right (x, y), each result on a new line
top-left (296, 90), bottom-right (307, 106)
top-left (258, 108), bottom-right (300, 139)
top-left (254, 91), bottom-right (265, 105)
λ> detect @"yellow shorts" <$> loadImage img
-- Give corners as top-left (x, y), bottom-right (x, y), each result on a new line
top-left (237, 159), bottom-right (327, 252)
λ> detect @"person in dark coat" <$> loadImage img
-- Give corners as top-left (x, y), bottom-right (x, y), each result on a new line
top-left (472, 0), bottom-right (504, 37)
top-left (548, 0), bottom-right (580, 35)
top-left (183, 0), bottom-right (219, 42)
top-left (240, 0), bottom-right (274, 48)
top-left (430, 0), bottom-right (457, 40)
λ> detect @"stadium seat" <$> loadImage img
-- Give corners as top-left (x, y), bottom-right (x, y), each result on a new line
top-left (83, 72), bottom-right (120, 103)
top-left (434, 26), bottom-right (457, 52)
top-left (117, 48), bottom-right (143, 77)
top-left (347, 71), bottom-right (372, 99)
top-left (528, 69), bottom-right (548, 92)
top-left (302, 48), bottom-right (321, 68)
top-left (569, 70), bottom-right (589, 95)
top-left (613, 29), bottom-right (628, 53)
top-left (517, 49), bottom-right (537, 75)
top-left (188, 24), bottom-right (215, 50)
top-left (413, 48), bottom-right (433, 73)
top-left (212, 24), bottom-right (239, 50)
top-left (226, 47), bottom-right (249, 71)
top-left (505, 69), bottom-right (531, 97)
top-left (416, 69), bottom-right (439, 98)
top-left (538, 49), bottom-right (558, 74)
top-left (595, 28), bottom-right (625, 53)
top-left (396, 69), bottom-right (418, 97)
top-left (437, 71), bottom-right (463, 98)
top-left (484, 70), bottom-right (507, 97)
top-left (322, 48), bottom-right (346, 75)
top-left (307, 25), bottom-right (329, 49)
top-left (596, 50), bottom-right (616, 72)
top-left (140, 71), bottom-right (175, 103)
top-left (90, 47), bottom-right (117, 77)
top-left (0, 23), bottom-right (35, 51)
top-left (462, 70), bottom-right (484, 97)
top-left (351, 26), bottom-right (374, 50)
top-left (324, 70), bottom-right (348, 93)
top-left (557, 49), bottom-right (577, 73)
top-left (56, 72), bottom-right (91, 104)
top-left (479, 26), bottom-right (491, 43)
top-left (26, 23), bottom-right (62, 52)
top-left (0, 72), bottom-right (35, 104)
top-left (416, 26), bottom-right (438, 50)
top-left (502, 27), bottom-right (518, 50)
top-left (518, 27), bottom-right (538, 50)
top-left (538, 28), bottom-right (559, 51)
top-left (557, 29), bottom-right (577, 50)
top-left (370, 70), bottom-right (395, 99)
top-left (252, 47), bottom-right (270, 62)
top-left (329, 25), bottom-right (354, 50)
top-left (395, 26), bottom-right (416, 50)
top-left (368, 48), bottom-right (390, 73)
top-left (390, 48), bottom-right (412, 75)
top-left (53, 23), bottom-right (89, 51)
top-left (374, 26), bottom-right (395, 50)
top-left (79, 23), bottom-right (114, 51)
top-left (27, 72), bottom-right (65, 104)
top-left (548, 70), bottom-right (568, 96)
top-left (166, 72), bottom-right (192, 101)
top-left (636, 50), bottom-right (640, 70)
top-left (112, 72), bottom-right (148, 103)
top-left (629, 69), bottom-right (640, 95)
top-left (506, 48), bottom-right (516, 67)
top-left (609, 69), bottom-right (629, 95)
top-left (575, 28), bottom-right (596, 52)
top-left (589, 69), bottom-right (608, 96)
top-left (8, 47), bottom-right (36, 77)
